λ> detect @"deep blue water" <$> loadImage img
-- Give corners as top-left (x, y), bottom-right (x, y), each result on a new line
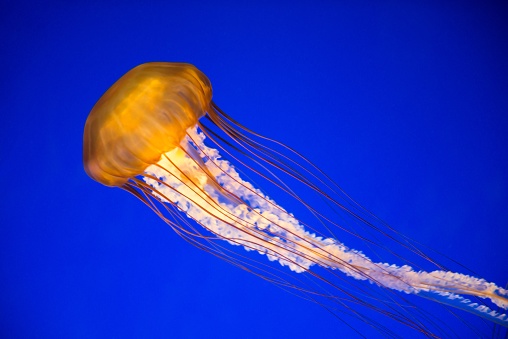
top-left (1, 1), bottom-right (507, 338)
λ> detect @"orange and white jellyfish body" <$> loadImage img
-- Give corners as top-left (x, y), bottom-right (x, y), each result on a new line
top-left (83, 62), bottom-right (507, 337)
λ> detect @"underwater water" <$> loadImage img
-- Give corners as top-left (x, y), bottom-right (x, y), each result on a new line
top-left (1, 1), bottom-right (507, 338)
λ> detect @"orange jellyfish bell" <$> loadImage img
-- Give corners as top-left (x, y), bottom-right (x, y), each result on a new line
top-left (83, 62), bottom-right (213, 186)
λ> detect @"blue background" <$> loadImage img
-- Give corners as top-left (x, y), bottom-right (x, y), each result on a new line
top-left (1, 1), bottom-right (507, 338)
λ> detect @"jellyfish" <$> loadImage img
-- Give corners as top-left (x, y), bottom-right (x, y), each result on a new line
top-left (83, 62), bottom-right (507, 337)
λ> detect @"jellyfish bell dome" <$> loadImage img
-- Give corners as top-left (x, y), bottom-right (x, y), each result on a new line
top-left (83, 62), bottom-right (213, 187)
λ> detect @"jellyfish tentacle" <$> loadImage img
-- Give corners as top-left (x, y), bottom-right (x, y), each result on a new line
top-left (143, 125), bottom-right (508, 329)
